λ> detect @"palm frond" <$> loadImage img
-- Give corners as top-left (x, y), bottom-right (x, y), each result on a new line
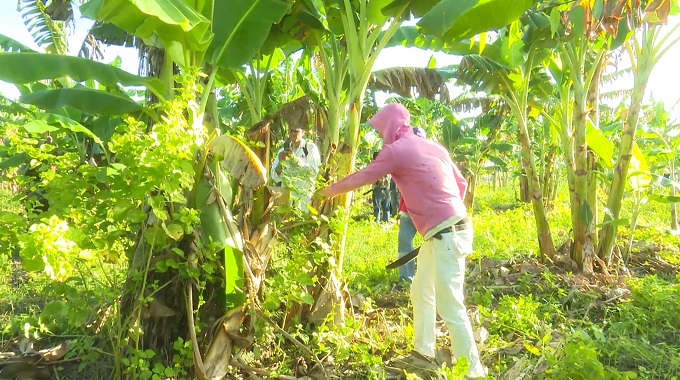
top-left (449, 95), bottom-right (498, 113)
top-left (455, 55), bottom-right (509, 95)
top-left (601, 88), bottom-right (631, 101)
top-left (369, 67), bottom-right (451, 102)
top-left (18, 0), bottom-right (69, 54)
top-left (0, 33), bottom-right (38, 52)
top-left (602, 67), bottom-right (633, 85)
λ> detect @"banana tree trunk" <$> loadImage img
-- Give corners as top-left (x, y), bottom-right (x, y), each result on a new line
top-left (305, 101), bottom-right (363, 327)
top-left (587, 149), bottom-right (598, 249)
top-left (463, 170), bottom-right (478, 210)
top-left (585, 57), bottom-right (603, 253)
top-left (541, 147), bottom-right (558, 210)
top-left (517, 115), bottom-right (556, 260)
top-left (598, 39), bottom-right (654, 261)
top-left (571, 86), bottom-right (591, 271)
top-left (304, 0), bottom-right (407, 327)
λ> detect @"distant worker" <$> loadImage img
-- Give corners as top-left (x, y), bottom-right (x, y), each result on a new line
top-left (271, 126), bottom-right (321, 211)
top-left (371, 151), bottom-right (391, 223)
top-left (389, 177), bottom-right (399, 217)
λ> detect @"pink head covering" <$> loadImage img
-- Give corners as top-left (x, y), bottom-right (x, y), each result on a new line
top-left (368, 103), bottom-right (412, 144)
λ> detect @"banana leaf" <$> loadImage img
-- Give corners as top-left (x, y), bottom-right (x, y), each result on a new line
top-left (81, 0), bottom-right (213, 68)
top-left (385, 26), bottom-right (504, 61)
top-left (20, 88), bottom-right (142, 115)
top-left (206, 0), bottom-right (291, 69)
top-left (195, 163), bottom-right (246, 309)
top-left (418, 0), bottom-right (533, 41)
top-left (0, 53), bottom-right (164, 97)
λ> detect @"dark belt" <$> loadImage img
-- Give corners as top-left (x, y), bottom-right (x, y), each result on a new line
top-left (385, 215), bottom-right (472, 270)
top-left (432, 216), bottom-right (471, 239)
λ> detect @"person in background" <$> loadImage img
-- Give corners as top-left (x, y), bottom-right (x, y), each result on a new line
top-left (393, 126), bottom-right (427, 290)
top-left (371, 151), bottom-right (392, 223)
top-left (270, 126), bottom-right (321, 210)
top-left (315, 103), bottom-right (485, 378)
top-left (389, 177), bottom-right (399, 217)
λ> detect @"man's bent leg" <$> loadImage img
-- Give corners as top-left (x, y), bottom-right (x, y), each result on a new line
top-left (410, 239), bottom-right (437, 358)
top-left (431, 231), bottom-right (484, 378)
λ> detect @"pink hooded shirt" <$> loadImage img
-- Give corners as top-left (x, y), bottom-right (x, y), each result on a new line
top-left (322, 103), bottom-right (468, 235)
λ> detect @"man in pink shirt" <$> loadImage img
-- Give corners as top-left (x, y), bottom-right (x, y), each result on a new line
top-left (316, 103), bottom-right (485, 378)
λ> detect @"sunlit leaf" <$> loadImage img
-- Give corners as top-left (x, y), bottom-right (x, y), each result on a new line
top-left (585, 120), bottom-right (615, 168)
top-left (162, 222), bottom-right (184, 241)
top-left (629, 142), bottom-right (652, 191)
top-left (21, 120), bottom-right (59, 134)
top-left (209, 135), bottom-right (267, 189)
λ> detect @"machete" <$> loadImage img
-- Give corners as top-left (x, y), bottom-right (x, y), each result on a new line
top-left (385, 246), bottom-right (420, 269)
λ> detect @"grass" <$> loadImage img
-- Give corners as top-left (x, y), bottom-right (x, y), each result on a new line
top-left (2, 182), bottom-right (680, 379)
top-left (337, 183), bottom-right (680, 379)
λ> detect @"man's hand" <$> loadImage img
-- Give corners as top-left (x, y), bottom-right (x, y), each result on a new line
top-left (314, 187), bottom-right (331, 200)
top-left (278, 150), bottom-right (291, 161)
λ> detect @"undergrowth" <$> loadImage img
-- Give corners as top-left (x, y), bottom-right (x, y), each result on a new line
top-left (2, 181), bottom-right (679, 379)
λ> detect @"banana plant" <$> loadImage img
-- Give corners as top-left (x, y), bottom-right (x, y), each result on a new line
top-left (455, 20), bottom-right (558, 261)
top-left (540, 3), bottom-right (612, 270)
top-left (597, 0), bottom-right (680, 261)
top-left (636, 100), bottom-right (680, 230)
top-left (440, 102), bottom-right (514, 210)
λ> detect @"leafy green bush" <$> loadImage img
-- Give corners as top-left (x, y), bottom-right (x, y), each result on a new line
top-left (543, 332), bottom-right (638, 380)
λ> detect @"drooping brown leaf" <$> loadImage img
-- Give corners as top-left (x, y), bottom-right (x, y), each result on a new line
top-left (644, 0), bottom-right (671, 23)
top-left (575, 0), bottom-right (672, 37)
top-left (449, 96), bottom-right (495, 114)
top-left (44, 0), bottom-right (73, 22)
top-left (277, 96), bottom-right (311, 131)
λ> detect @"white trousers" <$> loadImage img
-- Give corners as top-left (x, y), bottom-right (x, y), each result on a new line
top-left (410, 226), bottom-right (485, 378)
